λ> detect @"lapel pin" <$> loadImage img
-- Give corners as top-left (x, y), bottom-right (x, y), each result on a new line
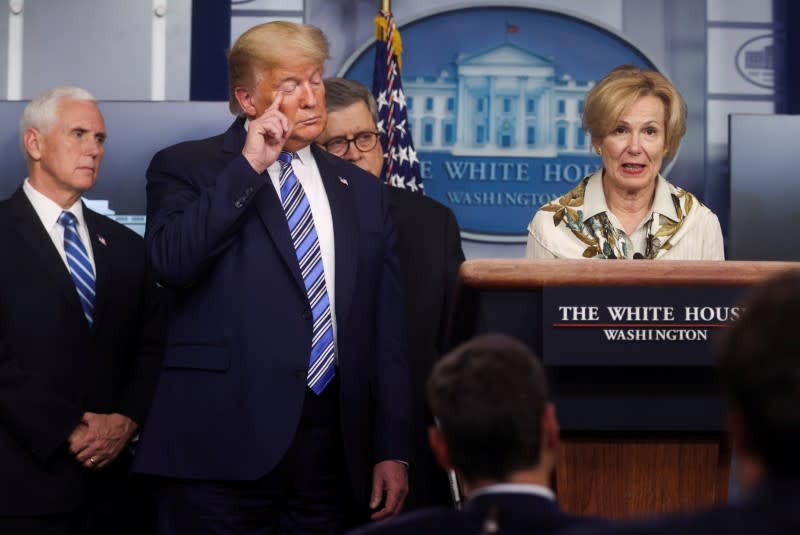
top-left (97, 235), bottom-right (107, 246)
top-left (338, 176), bottom-right (349, 186)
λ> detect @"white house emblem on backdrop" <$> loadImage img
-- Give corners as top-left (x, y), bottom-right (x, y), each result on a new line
top-left (342, 6), bottom-right (660, 242)
top-left (735, 34), bottom-right (774, 89)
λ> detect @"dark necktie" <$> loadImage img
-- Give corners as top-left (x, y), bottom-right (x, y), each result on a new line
top-left (277, 151), bottom-right (335, 394)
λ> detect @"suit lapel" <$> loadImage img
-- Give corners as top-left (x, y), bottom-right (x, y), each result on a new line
top-left (312, 145), bottom-right (357, 330)
top-left (9, 188), bottom-right (87, 324)
top-left (253, 180), bottom-right (306, 291)
top-left (224, 118), bottom-right (306, 292)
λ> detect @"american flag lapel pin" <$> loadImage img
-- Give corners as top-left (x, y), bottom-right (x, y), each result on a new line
top-left (338, 176), bottom-right (349, 186)
top-left (97, 234), bottom-right (107, 246)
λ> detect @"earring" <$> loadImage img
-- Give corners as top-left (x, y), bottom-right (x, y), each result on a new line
top-left (595, 146), bottom-right (602, 156)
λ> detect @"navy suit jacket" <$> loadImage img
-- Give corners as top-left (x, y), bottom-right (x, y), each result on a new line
top-left (0, 188), bottom-right (164, 516)
top-left (348, 490), bottom-right (600, 535)
top-left (133, 117), bottom-right (411, 503)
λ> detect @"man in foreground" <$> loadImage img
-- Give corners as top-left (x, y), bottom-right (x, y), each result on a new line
top-left (350, 333), bottom-right (599, 534)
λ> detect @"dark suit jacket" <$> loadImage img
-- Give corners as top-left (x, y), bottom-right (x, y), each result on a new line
top-left (133, 117), bottom-right (411, 503)
top-left (0, 188), bottom-right (164, 516)
top-left (348, 490), bottom-right (600, 535)
top-left (565, 477), bottom-right (800, 535)
top-left (388, 187), bottom-right (464, 508)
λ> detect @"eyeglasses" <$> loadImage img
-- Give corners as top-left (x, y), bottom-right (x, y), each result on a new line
top-left (319, 131), bottom-right (379, 156)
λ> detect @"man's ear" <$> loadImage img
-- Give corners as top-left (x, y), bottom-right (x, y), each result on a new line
top-left (728, 406), bottom-right (750, 456)
top-left (727, 406), bottom-right (765, 493)
top-left (541, 402), bottom-right (560, 453)
top-left (234, 86), bottom-right (258, 118)
top-left (428, 425), bottom-right (455, 471)
top-left (23, 128), bottom-right (43, 161)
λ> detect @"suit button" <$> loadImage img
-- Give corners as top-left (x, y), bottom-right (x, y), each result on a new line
top-left (234, 199), bottom-right (245, 208)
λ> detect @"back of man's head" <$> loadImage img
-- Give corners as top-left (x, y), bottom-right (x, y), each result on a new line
top-left (426, 333), bottom-right (549, 483)
top-left (716, 270), bottom-right (800, 476)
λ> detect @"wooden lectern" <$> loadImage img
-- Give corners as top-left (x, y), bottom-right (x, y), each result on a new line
top-left (452, 259), bottom-right (800, 519)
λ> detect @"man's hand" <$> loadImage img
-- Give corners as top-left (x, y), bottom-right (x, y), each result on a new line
top-left (242, 91), bottom-right (290, 174)
top-left (369, 460), bottom-right (408, 521)
top-left (67, 412), bottom-right (137, 470)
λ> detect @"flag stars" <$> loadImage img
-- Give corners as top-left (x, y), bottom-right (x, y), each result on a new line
top-left (397, 146), bottom-right (409, 166)
top-left (376, 90), bottom-right (389, 110)
top-left (407, 146), bottom-right (419, 165)
top-left (395, 88), bottom-right (407, 110)
top-left (395, 119), bottom-right (407, 138)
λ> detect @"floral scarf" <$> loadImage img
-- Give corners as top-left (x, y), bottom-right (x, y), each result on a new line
top-left (539, 175), bottom-right (699, 259)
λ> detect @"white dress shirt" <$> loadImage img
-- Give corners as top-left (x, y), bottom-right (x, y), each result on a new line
top-left (469, 482), bottom-right (556, 502)
top-left (23, 178), bottom-right (96, 273)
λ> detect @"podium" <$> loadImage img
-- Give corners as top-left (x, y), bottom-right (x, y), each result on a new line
top-left (452, 259), bottom-right (800, 518)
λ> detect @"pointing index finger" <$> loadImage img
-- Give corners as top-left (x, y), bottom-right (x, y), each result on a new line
top-left (268, 91), bottom-right (284, 112)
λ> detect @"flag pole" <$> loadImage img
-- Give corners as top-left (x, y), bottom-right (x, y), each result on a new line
top-left (381, 0), bottom-right (391, 12)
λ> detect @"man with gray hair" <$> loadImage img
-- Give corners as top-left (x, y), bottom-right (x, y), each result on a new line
top-left (0, 87), bottom-right (164, 534)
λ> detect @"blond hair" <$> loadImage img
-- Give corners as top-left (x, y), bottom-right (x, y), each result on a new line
top-left (227, 21), bottom-right (330, 115)
top-left (583, 65), bottom-right (686, 159)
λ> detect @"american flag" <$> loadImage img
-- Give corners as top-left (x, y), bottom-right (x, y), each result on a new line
top-left (372, 8), bottom-right (423, 193)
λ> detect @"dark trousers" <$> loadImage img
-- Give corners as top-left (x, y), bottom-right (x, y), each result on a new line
top-left (0, 470), bottom-right (156, 535)
top-left (156, 378), bottom-right (365, 534)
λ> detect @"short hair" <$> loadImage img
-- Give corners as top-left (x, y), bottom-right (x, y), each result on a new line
top-left (227, 21), bottom-right (330, 115)
top-left (583, 64), bottom-right (686, 160)
top-left (426, 333), bottom-right (548, 482)
top-left (715, 270), bottom-right (800, 476)
top-left (20, 86), bottom-right (96, 155)
top-left (323, 77), bottom-right (379, 124)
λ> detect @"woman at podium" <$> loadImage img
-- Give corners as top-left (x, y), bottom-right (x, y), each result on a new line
top-left (526, 65), bottom-right (724, 260)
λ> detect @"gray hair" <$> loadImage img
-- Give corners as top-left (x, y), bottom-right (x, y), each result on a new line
top-left (323, 77), bottom-right (379, 124)
top-left (20, 86), bottom-right (97, 154)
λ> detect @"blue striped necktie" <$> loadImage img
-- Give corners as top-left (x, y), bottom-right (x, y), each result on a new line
top-left (58, 211), bottom-right (95, 326)
top-left (277, 151), bottom-right (335, 394)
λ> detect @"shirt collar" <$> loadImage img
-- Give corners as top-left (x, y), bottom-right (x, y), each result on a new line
top-left (582, 171), bottom-right (679, 223)
top-left (23, 178), bottom-right (87, 230)
top-left (468, 483), bottom-right (555, 502)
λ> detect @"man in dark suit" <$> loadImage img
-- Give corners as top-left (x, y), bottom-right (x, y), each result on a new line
top-left (566, 270), bottom-right (800, 535)
top-left (317, 77), bottom-right (465, 510)
top-left (0, 87), bottom-right (164, 534)
top-left (133, 21), bottom-right (411, 534)
top-left (350, 333), bottom-right (599, 535)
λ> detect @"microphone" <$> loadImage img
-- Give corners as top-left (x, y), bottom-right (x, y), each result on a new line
top-left (633, 252), bottom-right (645, 259)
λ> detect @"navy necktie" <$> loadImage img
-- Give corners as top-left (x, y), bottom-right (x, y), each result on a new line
top-left (58, 211), bottom-right (96, 326)
top-left (277, 151), bottom-right (335, 394)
